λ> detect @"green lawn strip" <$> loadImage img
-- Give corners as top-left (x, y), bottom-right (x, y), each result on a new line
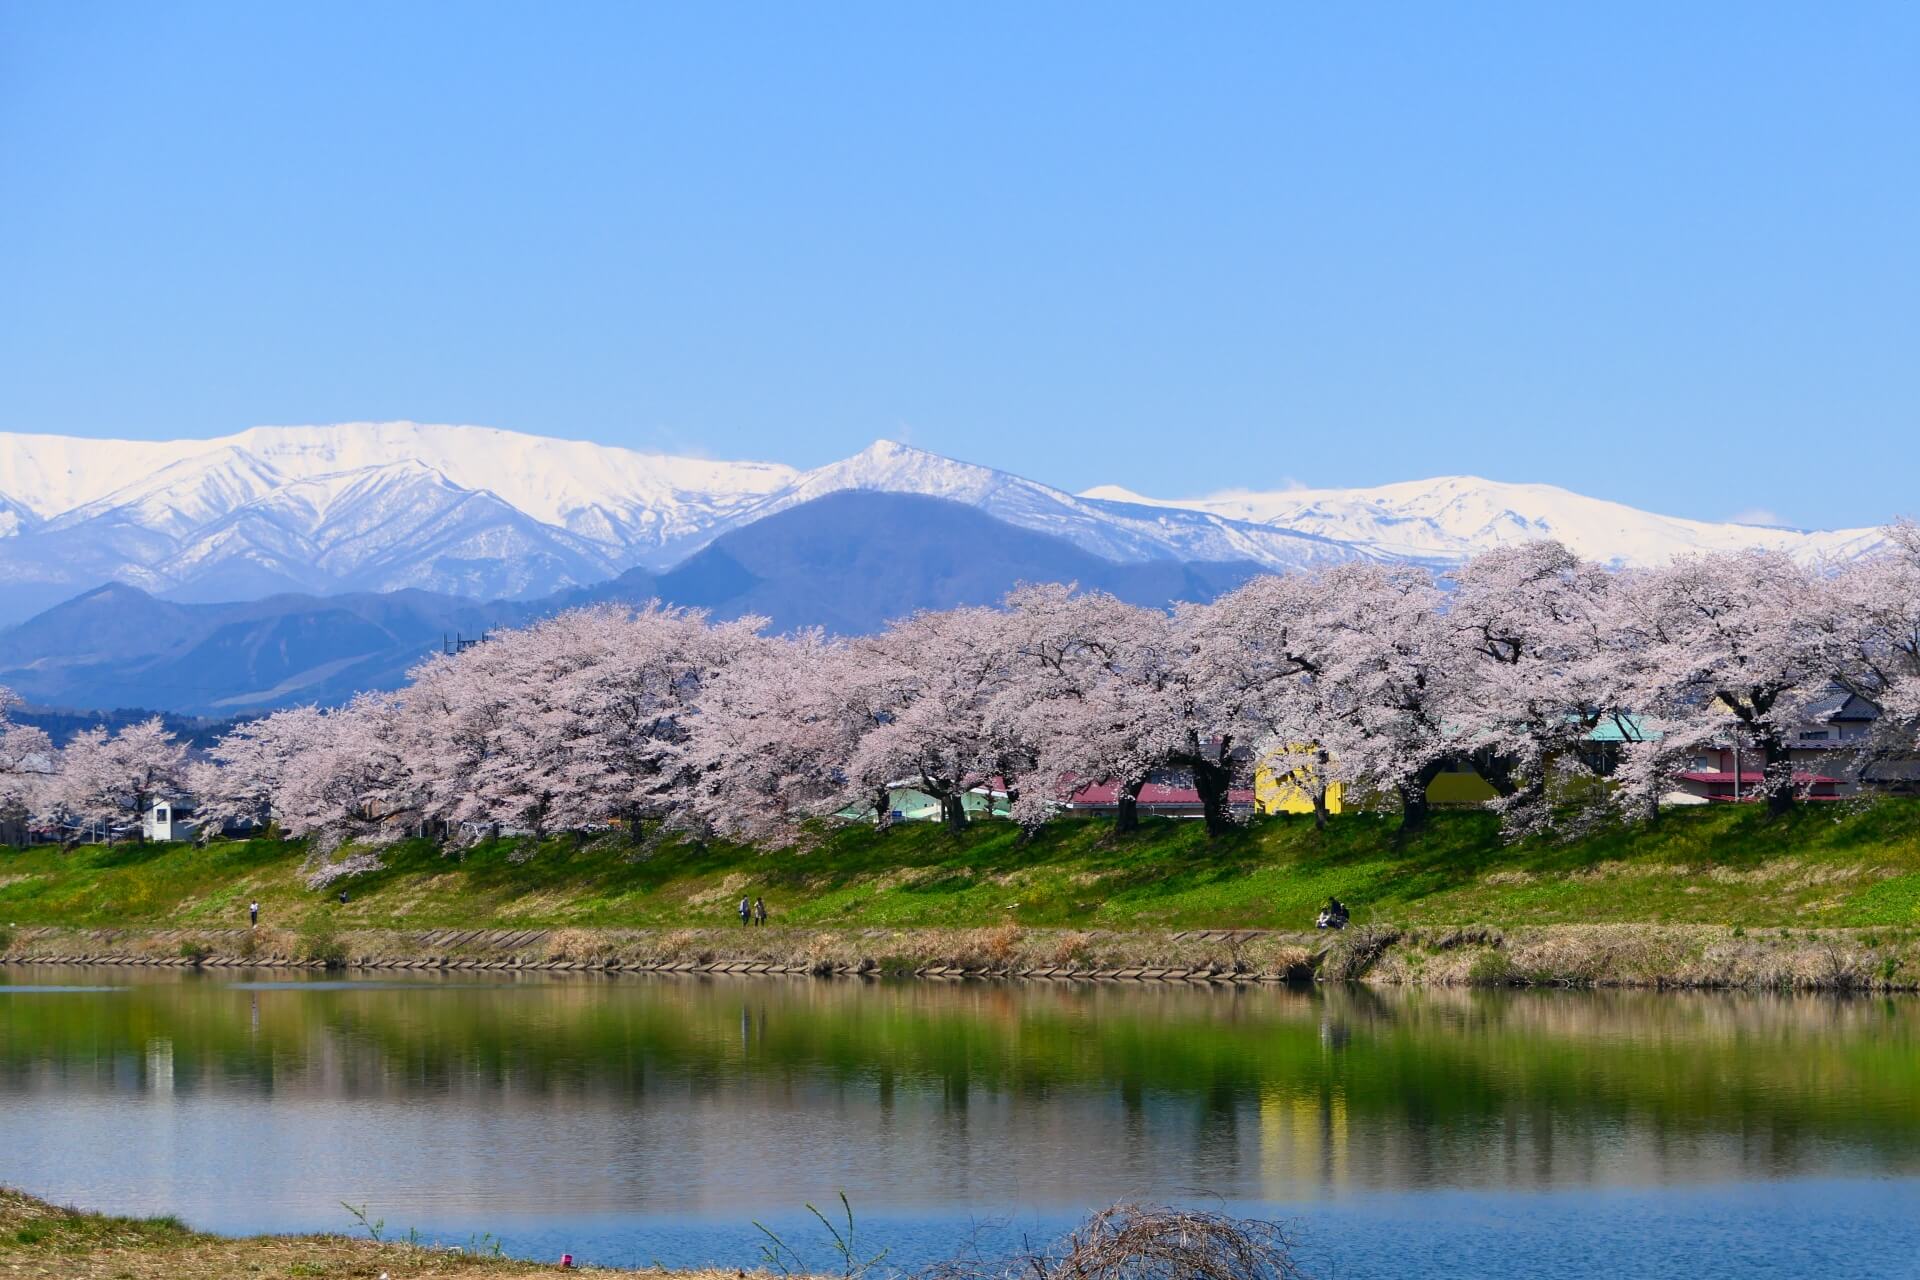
top-left (3, 800), bottom-right (1919, 932)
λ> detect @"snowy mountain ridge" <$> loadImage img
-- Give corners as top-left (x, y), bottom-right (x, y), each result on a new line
top-left (0, 422), bottom-right (1893, 626)
top-left (1081, 474), bottom-right (1890, 569)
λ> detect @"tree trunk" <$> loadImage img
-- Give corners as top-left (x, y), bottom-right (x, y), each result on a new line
top-left (1192, 758), bottom-right (1235, 838)
top-left (1311, 749), bottom-right (1333, 831)
top-left (872, 787), bottom-right (894, 832)
top-left (940, 790), bottom-right (970, 834)
top-left (1114, 776), bottom-right (1146, 834)
top-left (1475, 750), bottom-right (1522, 799)
top-left (1397, 760), bottom-right (1448, 835)
top-left (1762, 734), bottom-right (1796, 816)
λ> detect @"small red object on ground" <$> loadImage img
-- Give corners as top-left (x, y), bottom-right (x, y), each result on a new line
top-left (559, 1254), bottom-right (575, 1269)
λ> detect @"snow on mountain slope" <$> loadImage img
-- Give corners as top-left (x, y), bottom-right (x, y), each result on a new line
top-left (0, 422), bottom-right (796, 557)
top-left (154, 461), bottom-right (621, 601)
top-left (715, 440), bottom-right (1363, 570)
top-left (1081, 475), bottom-right (1889, 568)
top-left (42, 445), bottom-right (288, 540)
top-left (0, 492), bottom-right (37, 538)
top-left (214, 422), bottom-right (798, 551)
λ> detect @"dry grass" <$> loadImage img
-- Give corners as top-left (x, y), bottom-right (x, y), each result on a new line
top-left (0, 1187), bottom-right (752, 1278)
top-left (1366, 923), bottom-right (1920, 991)
top-left (5, 920), bottom-right (1914, 991)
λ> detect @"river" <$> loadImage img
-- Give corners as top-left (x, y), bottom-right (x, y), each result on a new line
top-left (1, 967), bottom-right (1915, 1278)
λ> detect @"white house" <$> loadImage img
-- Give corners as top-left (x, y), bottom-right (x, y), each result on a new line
top-left (142, 799), bottom-right (198, 842)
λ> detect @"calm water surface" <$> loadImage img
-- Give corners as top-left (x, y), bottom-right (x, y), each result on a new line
top-left (1, 967), bottom-right (1916, 1278)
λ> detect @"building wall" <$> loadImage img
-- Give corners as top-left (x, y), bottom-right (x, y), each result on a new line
top-left (1254, 759), bottom-right (1497, 816)
top-left (1254, 764), bottom-right (1343, 816)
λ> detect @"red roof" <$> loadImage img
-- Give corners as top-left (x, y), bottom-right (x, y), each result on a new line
top-left (1678, 771), bottom-right (1837, 785)
top-left (1066, 781), bottom-right (1255, 807)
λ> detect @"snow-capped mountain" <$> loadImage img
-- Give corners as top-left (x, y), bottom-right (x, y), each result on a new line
top-left (0, 422), bottom-right (1897, 627)
top-left (1081, 475), bottom-right (1890, 569)
top-left (0, 422), bottom-right (797, 556)
top-left (0, 423), bottom-right (799, 620)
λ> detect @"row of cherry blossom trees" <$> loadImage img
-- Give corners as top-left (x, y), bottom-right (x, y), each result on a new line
top-left (4, 528), bottom-right (1918, 848)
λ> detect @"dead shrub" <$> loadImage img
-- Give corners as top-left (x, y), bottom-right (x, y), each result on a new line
top-left (544, 928), bottom-right (608, 963)
top-left (1050, 931), bottom-right (1092, 969)
top-left (1319, 925), bottom-right (1401, 982)
top-left (923, 1202), bottom-right (1306, 1280)
top-left (982, 923), bottom-right (1021, 967)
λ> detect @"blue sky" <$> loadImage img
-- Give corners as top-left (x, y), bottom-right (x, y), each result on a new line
top-left (2, 2), bottom-right (1914, 529)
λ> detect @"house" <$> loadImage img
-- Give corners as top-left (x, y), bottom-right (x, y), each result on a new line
top-left (1670, 765), bottom-right (1844, 802)
top-left (142, 799), bottom-right (198, 842)
top-left (839, 780), bottom-right (1012, 823)
top-left (1063, 771), bottom-right (1256, 819)
top-left (1674, 691), bottom-right (1881, 802)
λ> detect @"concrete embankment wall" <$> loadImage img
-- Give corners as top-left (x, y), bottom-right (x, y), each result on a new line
top-left (4, 922), bottom-right (1918, 991)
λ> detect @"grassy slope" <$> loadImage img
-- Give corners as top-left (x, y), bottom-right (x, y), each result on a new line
top-left (4, 801), bottom-right (1920, 934)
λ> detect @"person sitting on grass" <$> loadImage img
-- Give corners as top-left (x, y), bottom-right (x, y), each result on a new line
top-left (1316, 897), bottom-right (1349, 930)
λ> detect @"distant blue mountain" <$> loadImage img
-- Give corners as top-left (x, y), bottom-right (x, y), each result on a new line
top-left (564, 491), bottom-right (1264, 633)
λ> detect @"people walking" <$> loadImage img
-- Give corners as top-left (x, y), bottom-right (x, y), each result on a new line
top-left (753, 897), bottom-right (767, 927)
top-left (249, 900), bottom-right (259, 927)
top-left (738, 896), bottom-right (751, 926)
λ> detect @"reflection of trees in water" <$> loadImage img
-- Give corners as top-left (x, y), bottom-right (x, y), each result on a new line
top-left (1, 972), bottom-right (1918, 1193)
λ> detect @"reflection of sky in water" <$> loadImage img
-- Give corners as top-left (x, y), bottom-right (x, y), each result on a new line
top-left (1, 968), bottom-right (1917, 1277)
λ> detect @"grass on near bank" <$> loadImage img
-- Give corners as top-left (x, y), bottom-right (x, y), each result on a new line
top-left (4, 800), bottom-right (1920, 935)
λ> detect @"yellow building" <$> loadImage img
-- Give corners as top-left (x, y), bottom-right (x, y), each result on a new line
top-left (1254, 752), bottom-right (1497, 816)
top-left (1254, 749), bottom-right (1344, 816)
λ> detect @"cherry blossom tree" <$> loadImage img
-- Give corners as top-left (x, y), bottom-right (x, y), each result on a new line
top-left (1829, 521), bottom-right (1920, 775)
top-left (0, 689), bottom-right (54, 839)
top-left (190, 707), bottom-right (333, 833)
top-left (395, 604), bottom-right (766, 841)
top-left (1619, 550), bottom-right (1842, 816)
top-left (990, 584), bottom-right (1146, 829)
top-left (1295, 563), bottom-right (1485, 833)
top-left (48, 717), bottom-right (188, 840)
top-left (263, 695), bottom-right (421, 844)
top-left (843, 606), bottom-right (1022, 834)
top-left (684, 630), bottom-right (887, 844)
top-left (1447, 541), bottom-right (1650, 837)
top-left (999, 584), bottom-right (1282, 838)
top-left (1185, 573), bottom-right (1342, 829)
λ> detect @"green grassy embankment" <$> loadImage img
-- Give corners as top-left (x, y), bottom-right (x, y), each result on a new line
top-left (4, 801), bottom-right (1920, 933)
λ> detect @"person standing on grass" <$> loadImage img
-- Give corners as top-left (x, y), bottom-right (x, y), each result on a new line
top-left (249, 900), bottom-right (259, 928)
top-left (753, 897), bottom-right (767, 927)
top-left (739, 896), bottom-right (751, 927)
